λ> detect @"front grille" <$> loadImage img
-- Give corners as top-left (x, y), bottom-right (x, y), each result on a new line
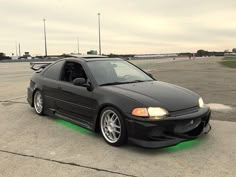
top-left (169, 106), bottom-right (199, 117)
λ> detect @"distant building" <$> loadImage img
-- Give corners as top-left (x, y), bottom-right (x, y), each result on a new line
top-left (133, 53), bottom-right (178, 60)
top-left (21, 52), bottom-right (32, 59)
top-left (87, 50), bottom-right (97, 55)
top-left (224, 52), bottom-right (236, 56)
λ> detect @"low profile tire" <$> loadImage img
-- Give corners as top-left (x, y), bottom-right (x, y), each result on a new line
top-left (33, 90), bottom-right (44, 115)
top-left (100, 107), bottom-right (127, 146)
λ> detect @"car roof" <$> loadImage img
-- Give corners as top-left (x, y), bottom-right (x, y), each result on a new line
top-left (63, 55), bottom-right (124, 62)
top-left (66, 54), bottom-right (107, 59)
top-left (83, 58), bottom-right (123, 62)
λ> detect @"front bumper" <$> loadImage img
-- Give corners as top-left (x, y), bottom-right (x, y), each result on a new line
top-left (27, 87), bottom-right (34, 107)
top-left (126, 106), bottom-right (211, 148)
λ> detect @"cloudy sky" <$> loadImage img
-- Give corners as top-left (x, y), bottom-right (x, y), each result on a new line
top-left (0, 0), bottom-right (236, 55)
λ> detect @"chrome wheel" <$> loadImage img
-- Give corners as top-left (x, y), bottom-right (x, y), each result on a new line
top-left (34, 91), bottom-right (43, 114)
top-left (100, 109), bottom-right (121, 144)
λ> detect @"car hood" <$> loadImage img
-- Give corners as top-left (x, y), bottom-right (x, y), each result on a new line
top-left (103, 81), bottom-right (199, 112)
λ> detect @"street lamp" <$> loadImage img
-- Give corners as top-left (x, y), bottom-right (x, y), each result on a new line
top-left (98, 13), bottom-right (101, 55)
top-left (77, 37), bottom-right (80, 54)
top-left (43, 19), bottom-right (48, 57)
top-left (18, 43), bottom-right (21, 57)
top-left (15, 41), bottom-right (18, 57)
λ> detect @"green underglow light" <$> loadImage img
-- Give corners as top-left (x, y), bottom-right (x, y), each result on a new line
top-left (163, 139), bottom-right (200, 152)
top-left (56, 119), bottom-right (92, 134)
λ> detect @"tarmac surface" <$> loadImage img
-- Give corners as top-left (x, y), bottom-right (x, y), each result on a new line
top-left (0, 57), bottom-right (235, 177)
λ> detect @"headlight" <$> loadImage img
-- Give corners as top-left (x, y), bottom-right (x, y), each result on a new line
top-left (198, 97), bottom-right (205, 108)
top-left (148, 107), bottom-right (168, 119)
top-left (131, 107), bottom-right (168, 119)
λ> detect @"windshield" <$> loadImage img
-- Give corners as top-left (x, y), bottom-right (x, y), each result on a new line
top-left (87, 60), bottom-right (153, 85)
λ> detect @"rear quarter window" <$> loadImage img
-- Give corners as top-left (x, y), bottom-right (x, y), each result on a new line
top-left (43, 61), bottom-right (64, 80)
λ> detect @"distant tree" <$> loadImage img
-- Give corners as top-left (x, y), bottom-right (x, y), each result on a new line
top-left (232, 48), bottom-right (236, 53)
top-left (0, 52), bottom-right (5, 57)
top-left (196, 50), bottom-right (209, 57)
top-left (0, 53), bottom-right (10, 60)
top-left (108, 53), bottom-right (116, 57)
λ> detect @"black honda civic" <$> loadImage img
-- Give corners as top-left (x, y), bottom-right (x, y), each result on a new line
top-left (27, 55), bottom-right (211, 148)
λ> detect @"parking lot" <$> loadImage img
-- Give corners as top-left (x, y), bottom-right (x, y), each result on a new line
top-left (0, 57), bottom-right (235, 177)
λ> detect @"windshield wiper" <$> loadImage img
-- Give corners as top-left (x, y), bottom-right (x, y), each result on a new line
top-left (100, 80), bottom-right (152, 86)
top-left (127, 80), bottom-right (145, 83)
top-left (100, 82), bottom-right (128, 86)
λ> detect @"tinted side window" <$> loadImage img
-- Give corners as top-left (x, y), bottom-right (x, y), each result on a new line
top-left (43, 61), bottom-right (64, 80)
top-left (61, 62), bottom-right (87, 83)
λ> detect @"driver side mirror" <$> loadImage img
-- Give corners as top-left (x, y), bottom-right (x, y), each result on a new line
top-left (73, 78), bottom-right (93, 91)
top-left (73, 78), bottom-right (86, 86)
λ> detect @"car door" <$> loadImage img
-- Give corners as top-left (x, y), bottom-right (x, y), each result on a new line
top-left (41, 60), bottom-right (65, 110)
top-left (55, 60), bottom-right (97, 126)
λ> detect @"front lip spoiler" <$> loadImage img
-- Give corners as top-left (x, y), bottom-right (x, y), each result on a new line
top-left (128, 123), bottom-right (211, 149)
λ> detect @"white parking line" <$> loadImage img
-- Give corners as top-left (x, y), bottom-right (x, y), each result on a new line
top-left (0, 66), bottom-right (9, 69)
top-left (2, 95), bottom-right (26, 101)
top-left (207, 103), bottom-right (233, 112)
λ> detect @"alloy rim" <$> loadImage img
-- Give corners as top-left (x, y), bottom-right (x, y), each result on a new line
top-left (101, 110), bottom-right (121, 143)
top-left (34, 92), bottom-right (43, 114)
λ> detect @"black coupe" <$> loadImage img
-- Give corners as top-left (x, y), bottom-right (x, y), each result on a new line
top-left (27, 55), bottom-right (211, 148)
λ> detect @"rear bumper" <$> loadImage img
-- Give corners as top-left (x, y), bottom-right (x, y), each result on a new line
top-left (126, 107), bottom-right (211, 148)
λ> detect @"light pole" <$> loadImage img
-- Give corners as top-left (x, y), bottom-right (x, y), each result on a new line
top-left (18, 43), bottom-right (21, 57)
top-left (98, 13), bottom-right (101, 55)
top-left (43, 19), bottom-right (48, 57)
top-left (15, 41), bottom-right (18, 57)
top-left (77, 37), bottom-right (80, 54)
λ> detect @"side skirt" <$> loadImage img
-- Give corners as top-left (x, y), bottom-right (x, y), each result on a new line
top-left (52, 109), bottom-right (94, 131)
